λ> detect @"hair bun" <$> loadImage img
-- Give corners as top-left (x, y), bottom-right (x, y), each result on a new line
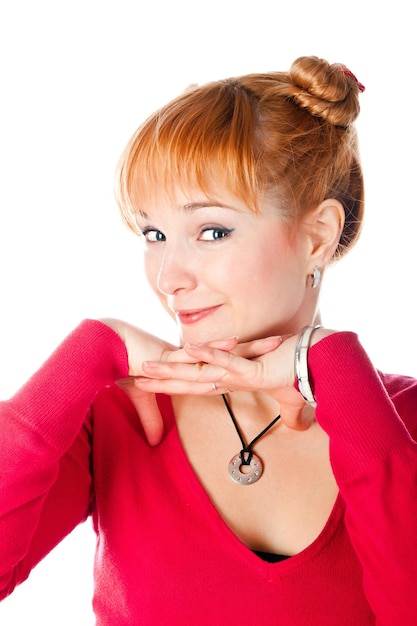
top-left (288, 55), bottom-right (364, 127)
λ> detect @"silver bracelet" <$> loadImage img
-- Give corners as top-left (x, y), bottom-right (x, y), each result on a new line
top-left (294, 325), bottom-right (322, 407)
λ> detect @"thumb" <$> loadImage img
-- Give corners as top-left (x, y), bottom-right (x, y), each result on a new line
top-left (117, 379), bottom-right (164, 446)
top-left (274, 387), bottom-right (313, 431)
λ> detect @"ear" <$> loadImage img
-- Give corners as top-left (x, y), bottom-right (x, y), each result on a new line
top-left (303, 198), bottom-right (345, 270)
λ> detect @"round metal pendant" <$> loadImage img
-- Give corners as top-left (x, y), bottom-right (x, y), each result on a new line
top-left (228, 452), bottom-right (263, 485)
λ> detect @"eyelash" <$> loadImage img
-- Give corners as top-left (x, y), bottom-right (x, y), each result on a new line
top-left (200, 227), bottom-right (234, 241)
top-left (141, 228), bottom-right (165, 242)
top-left (140, 226), bottom-right (234, 243)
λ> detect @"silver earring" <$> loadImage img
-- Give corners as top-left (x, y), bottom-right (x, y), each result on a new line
top-left (311, 266), bottom-right (321, 289)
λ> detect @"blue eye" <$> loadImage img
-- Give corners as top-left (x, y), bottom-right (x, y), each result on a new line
top-left (200, 227), bottom-right (234, 241)
top-left (141, 228), bottom-right (166, 242)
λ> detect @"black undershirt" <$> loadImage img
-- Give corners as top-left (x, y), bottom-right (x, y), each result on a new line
top-left (253, 550), bottom-right (290, 563)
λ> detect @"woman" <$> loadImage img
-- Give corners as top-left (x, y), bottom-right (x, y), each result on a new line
top-left (1, 56), bottom-right (416, 625)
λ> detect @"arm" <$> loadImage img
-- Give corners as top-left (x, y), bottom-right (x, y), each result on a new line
top-left (308, 331), bottom-right (417, 625)
top-left (0, 319), bottom-right (128, 598)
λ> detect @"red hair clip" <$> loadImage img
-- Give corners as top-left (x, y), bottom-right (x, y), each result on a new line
top-left (341, 66), bottom-right (365, 93)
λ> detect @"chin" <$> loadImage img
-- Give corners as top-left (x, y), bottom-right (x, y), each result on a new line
top-left (177, 325), bottom-right (233, 347)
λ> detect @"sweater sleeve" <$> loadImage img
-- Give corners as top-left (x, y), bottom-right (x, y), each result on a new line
top-left (308, 332), bottom-right (417, 625)
top-left (0, 319), bottom-right (128, 598)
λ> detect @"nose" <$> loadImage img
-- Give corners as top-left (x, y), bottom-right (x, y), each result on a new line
top-left (156, 244), bottom-right (198, 296)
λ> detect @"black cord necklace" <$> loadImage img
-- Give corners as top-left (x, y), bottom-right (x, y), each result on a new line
top-left (222, 394), bottom-right (281, 485)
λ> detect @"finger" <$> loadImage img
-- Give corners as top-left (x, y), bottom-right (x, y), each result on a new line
top-left (231, 336), bottom-right (283, 359)
top-left (200, 337), bottom-right (239, 350)
top-left (181, 345), bottom-right (263, 385)
top-left (134, 377), bottom-right (231, 396)
top-left (158, 336), bottom-right (281, 369)
top-left (134, 392), bottom-right (165, 446)
top-left (277, 396), bottom-right (315, 431)
top-left (141, 359), bottom-right (231, 383)
top-left (159, 338), bottom-right (238, 366)
top-left (184, 336), bottom-right (282, 361)
top-left (280, 406), bottom-right (313, 431)
top-left (168, 345), bottom-right (271, 392)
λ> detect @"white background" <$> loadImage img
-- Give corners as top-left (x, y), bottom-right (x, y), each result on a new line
top-left (0, 1), bottom-right (416, 623)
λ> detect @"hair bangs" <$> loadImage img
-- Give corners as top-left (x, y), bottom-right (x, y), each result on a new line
top-left (115, 81), bottom-right (261, 232)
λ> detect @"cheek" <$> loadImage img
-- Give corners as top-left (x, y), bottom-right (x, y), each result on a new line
top-left (143, 253), bottom-right (177, 319)
top-left (244, 242), bottom-right (304, 296)
top-left (143, 253), bottom-right (160, 292)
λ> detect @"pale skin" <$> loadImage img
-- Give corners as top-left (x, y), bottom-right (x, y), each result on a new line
top-left (104, 187), bottom-right (345, 556)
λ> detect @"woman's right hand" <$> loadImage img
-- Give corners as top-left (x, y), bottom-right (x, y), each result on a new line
top-left (101, 318), bottom-right (179, 375)
top-left (100, 319), bottom-right (246, 445)
top-left (101, 318), bottom-right (180, 445)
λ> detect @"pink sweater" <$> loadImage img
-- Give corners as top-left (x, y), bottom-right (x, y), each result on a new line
top-left (1, 320), bottom-right (417, 625)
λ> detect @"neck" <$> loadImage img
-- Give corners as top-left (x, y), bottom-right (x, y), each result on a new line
top-left (221, 391), bottom-right (281, 432)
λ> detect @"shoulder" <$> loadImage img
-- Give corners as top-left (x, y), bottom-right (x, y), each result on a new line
top-left (379, 371), bottom-right (417, 438)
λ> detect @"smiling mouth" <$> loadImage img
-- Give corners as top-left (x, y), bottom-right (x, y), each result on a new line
top-left (175, 305), bottom-right (222, 325)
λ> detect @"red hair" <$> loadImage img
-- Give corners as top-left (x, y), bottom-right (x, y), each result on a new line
top-left (115, 56), bottom-right (364, 259)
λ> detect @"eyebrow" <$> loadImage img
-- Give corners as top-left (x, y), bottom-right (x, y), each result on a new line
top-left (182, 201), bottom-right (237, 211)
top-left (138, 201), bottom-right (238, 219)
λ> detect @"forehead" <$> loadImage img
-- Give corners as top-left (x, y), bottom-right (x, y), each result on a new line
top-left (134, 185), bottom-right (257, 218)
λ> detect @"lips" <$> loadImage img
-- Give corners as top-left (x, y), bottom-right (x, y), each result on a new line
top-left (175, 305), bottom-right (222, 325)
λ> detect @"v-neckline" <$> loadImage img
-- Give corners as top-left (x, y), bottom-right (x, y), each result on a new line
top-left (156, 393), bottom-right (344, 573)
